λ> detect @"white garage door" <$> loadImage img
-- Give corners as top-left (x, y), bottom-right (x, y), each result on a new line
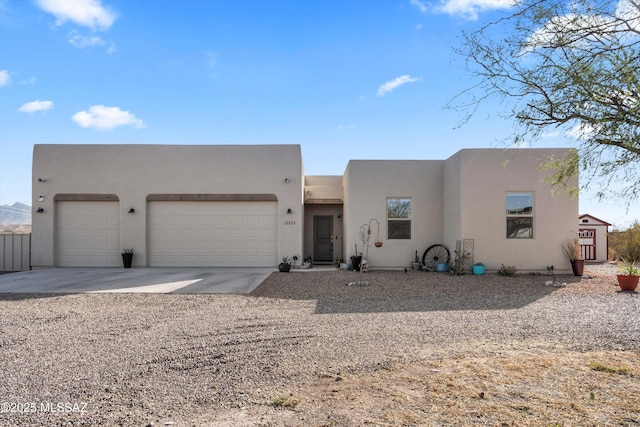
top-left (56, 201), bottom-right (120, 267)
top-left (148, 201), bottom-right (278, 267)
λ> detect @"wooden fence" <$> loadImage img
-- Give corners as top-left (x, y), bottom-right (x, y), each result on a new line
top-left (0, 234), bottom-right (31, 272)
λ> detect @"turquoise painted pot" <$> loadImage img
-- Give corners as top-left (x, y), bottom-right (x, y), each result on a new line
top-left (473, 265), bottom-right (485, 275)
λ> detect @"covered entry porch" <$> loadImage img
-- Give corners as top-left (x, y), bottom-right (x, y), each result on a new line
top-left (304, 176), bottom-right (343, 266)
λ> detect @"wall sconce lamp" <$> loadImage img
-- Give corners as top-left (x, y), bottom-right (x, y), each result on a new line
top-left (38, 178), bottom-right (47, 182)
top-left (38, 196), bottom-right (45, 202)
top-left (286, 208), bottom-right (293, 214)
top-left (337, 213), bottom-right (343, 219)
top-left (128, 208), bottom-right (135, 214)
top-left (36, 207), bottom-right (44, 213)
top-left (284, 178), bottom-right (290, 183)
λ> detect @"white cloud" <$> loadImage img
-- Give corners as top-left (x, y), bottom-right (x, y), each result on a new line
top-left (21, 76), bottom-right (37, 85)
top-left (0, 69), bottom-right (10, 86)
top-left (36, 0), bottom-right (116, 31)
top-left (377, 75), bottom-right (419, 97)
top-left (433, 0), bottom-right (516, 20)
top-left (526, 1), bottom-right (640, 51)
top-left (68, 30), bottom-right (106, 48)
top-left (410, 0), bottom-right (428, 14)
top-left (72, 105), bottom-right (145, 130)
top-left (566, 122), bottom-right (597, 141)
top-left (18, 100), bottom-right (54, 113)
top-left (616, 0), bottom-right (640, 32)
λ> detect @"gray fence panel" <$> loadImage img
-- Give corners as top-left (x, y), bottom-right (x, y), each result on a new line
top-left (0, 234), bottom-right (31, 272)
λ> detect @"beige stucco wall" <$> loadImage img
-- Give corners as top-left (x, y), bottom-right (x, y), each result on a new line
top-left (343, 160), bottom-right (445, 268)
top-left (32, 144), bottom-right (304, 267)
top-left (445, 149), bottom-right (578, 273)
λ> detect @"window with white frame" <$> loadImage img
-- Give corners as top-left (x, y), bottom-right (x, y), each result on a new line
top-left (387, 198), bottom-right (411, 239)
top-left (506, 192), bottom-right (533, 238)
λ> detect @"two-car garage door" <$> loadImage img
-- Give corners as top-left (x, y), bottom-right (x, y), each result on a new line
top-left (56, 200), bottom-right (278, 267)
top-left (148, 201), bottom-right (277, 267)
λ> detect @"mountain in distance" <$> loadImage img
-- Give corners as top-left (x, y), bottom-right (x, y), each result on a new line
top-left (0, 202), bottom-right (32, 225)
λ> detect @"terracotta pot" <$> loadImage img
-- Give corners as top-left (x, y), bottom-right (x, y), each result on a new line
top-left (374, 241), bottom-right (383, 248)
top-left (617, 275), bottom-right (639, 292)
top-left (570, 259), bottom-right (584, 276)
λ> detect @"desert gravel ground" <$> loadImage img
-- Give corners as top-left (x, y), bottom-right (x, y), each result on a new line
top-left (0, 263), bottom-right (638, 426)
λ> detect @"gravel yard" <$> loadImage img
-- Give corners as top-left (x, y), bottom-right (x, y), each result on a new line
top-left (0, 264), bottom-right (638, 426)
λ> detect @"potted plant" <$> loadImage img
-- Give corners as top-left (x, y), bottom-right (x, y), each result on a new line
top-left (562, 238), bottom-right (583, 276)
top-left (411, 250), bottom-right (420, 270)
top-left (472, 262), bottom-right (485, 275)
top-left (122, 249), bottom-right (133, 268)
top-left (278, 256), bottom-right (291, 272)
top-left (351, 244), bottom-right (362, 272)
top-left (617, 258), bottom-right (639, 291)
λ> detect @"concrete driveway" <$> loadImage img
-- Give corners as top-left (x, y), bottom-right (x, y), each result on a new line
top-left (0, 268), bottom-right (275, 294)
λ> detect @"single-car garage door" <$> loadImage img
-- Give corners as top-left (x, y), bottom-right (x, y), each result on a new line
top-left (56, 201), bottom-right (120, 267)
top-left (148, 201), bottom-right (277, 267)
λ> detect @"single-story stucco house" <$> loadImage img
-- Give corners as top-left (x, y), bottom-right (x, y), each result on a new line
top-left (31, 144), bottom-right (578, 273)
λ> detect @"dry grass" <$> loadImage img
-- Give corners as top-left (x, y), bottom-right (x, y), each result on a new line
top-left (281, 342), bottom-right (640, 426)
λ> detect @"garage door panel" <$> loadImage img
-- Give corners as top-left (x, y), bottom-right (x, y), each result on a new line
top-left (56, 201), bottom-right (120, 267)
top-left (148, 201), bottom-right (278, 267)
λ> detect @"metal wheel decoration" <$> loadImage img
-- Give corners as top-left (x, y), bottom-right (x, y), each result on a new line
top-left (422, 244), bottom-right (450, 270)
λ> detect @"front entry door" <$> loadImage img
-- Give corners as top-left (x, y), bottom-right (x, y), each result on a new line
top-left (314, 216), bottom-right (333, 263)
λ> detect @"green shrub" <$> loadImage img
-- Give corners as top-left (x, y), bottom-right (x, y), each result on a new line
top-left (271, 395), bottom-right (300, 408)
top-left (497, 264), bottom-right (518, 276)
top-left (609, 221), bottom-right (640, 261)
top-left (590, 361), bottom-right (629, 375)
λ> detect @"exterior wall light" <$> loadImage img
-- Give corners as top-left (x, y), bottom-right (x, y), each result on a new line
top-left (286, 208), bottom-right (293, 214)
top-left (38, 196), bottom-right (45, 202)
top-left (36, 207), bottom-right (44, 213)
top-left (128, 208), bottom-right (135, 214)
top-left (38, 178), bottom-right (47, 182)
top-left (284, 178), bottom-right (290, 183)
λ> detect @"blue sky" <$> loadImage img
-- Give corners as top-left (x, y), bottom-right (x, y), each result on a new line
top-left (0, 0), bottom-right (638, 228)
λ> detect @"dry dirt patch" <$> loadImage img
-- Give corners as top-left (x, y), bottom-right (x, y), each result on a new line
top-left (251, 343), bottom-right (639, 426)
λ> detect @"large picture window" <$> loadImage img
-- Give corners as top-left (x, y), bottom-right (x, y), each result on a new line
top-left (387, 198), bottom-right (411, 239)
top-left (506, 192), bottom-right (533, 238)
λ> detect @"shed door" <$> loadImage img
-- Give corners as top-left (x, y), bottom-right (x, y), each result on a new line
top-left (579, 228), bottom-right (596, 261)
top-left (56, 201), bottom-right (120, 267)
top-left (148, 201), bottom-right (277, 267)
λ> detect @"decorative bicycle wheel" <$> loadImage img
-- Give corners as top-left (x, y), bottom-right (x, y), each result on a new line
top-left (422, 244), bottom-right (450, 270)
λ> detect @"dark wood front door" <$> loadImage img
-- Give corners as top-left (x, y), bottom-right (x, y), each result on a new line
top-left (314, 216), bottom-right (333, 263)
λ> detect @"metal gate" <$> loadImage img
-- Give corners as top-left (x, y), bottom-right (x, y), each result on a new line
top-left (0, 234), bottom-right (31, 272)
